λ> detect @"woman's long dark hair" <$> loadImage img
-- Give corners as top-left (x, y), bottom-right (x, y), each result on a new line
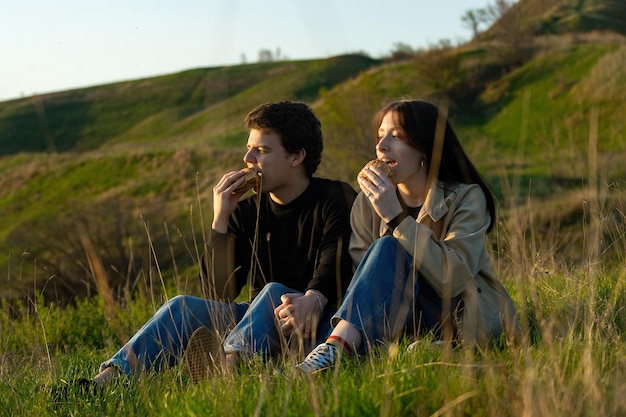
top-left (373, 99), bottom-right (496, 232)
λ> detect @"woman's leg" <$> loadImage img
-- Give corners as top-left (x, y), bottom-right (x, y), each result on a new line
top-left (98, 295), bottom-right (248, 377)
top-left (414, 278), bottom-right (464, 340)
top-left (296, 236), bottom-right (415, 373)
top-left (333, 236), bottom-right (415, 349)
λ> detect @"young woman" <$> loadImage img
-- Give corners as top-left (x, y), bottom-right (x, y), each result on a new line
top-left (296, 99), bottom-right (519, 373)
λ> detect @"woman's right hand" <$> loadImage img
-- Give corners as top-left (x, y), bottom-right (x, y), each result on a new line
top-left (357, 165), bottom-right (402, 223)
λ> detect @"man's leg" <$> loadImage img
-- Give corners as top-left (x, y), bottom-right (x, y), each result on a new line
top-left (223, 282), bottom-right (295, 359)
top-left (98, 295), bottom-right (248, 377)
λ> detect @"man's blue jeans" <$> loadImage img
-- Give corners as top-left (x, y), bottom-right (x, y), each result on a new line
top-left (100, 282), bottom-right (334, 376)
top-left (334, 236), bottom-right (461, 349)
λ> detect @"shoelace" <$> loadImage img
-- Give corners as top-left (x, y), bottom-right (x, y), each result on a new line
top-left (296, 343), bottom-right (338, 374)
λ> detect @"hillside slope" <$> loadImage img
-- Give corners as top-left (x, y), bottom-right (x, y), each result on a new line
top-left (0, 55), bottom-right (379, 155)
top-left (488, 0), bottom-right (626, 37)
top-left (1, 0), bottom-right (625, 304)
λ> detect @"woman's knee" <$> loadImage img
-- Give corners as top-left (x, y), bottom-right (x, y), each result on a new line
top-left (373, 235), bottom-right (400, 249)
top-left (368, 236), bottom-right (405, 258)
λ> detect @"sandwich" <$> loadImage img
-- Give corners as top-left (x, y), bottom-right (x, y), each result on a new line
top-left (361, 159), bottom-right (393, 179)
top-left (233, 168), bottom-right (260, 194)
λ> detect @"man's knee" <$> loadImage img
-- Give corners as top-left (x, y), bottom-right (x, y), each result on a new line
top-left (258, 282), bottom-right (292, 298)
top-left (164, 294), bottom-right (188, 309)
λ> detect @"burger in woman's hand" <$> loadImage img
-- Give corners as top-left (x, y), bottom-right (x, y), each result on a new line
top-left (365, 159), bottom-right (393, 177)
top-left (359, 159), bottom-right (393, 183)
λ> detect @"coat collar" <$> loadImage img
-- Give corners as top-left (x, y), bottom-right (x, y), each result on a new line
top-left (419, 181), bottom-right (457, 223)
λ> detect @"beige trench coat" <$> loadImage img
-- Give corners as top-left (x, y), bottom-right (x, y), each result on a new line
top-left (349, 181), bottom-right (520, 346)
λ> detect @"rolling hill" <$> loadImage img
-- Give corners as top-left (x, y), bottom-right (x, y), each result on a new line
top-left (1, 0), bottom-right (625, 303)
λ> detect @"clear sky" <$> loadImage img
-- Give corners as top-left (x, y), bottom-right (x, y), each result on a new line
top-left (0, 0), bottom-right (492, 102)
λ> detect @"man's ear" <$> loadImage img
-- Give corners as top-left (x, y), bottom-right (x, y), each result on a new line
top-left (291, 149), bottom-right (306, 167)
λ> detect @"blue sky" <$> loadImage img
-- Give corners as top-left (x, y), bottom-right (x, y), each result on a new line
top-left (0, 0), bottom-right (494, 102)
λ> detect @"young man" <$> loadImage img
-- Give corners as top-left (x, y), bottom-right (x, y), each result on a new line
top-left (93, 101), bottom-right (356, 384)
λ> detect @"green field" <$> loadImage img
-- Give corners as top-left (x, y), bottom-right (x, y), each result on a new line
top-left (1, 0), bottom-right (626, 415)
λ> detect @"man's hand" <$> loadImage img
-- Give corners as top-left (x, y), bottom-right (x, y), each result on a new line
top-left (212, 169), bottom-right (253, 233)
top-left (274, 290), bottom-right (327, 340)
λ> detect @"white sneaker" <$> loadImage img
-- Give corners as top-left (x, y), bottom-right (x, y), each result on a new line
top-left (296, 343), bottom-right (339, 374)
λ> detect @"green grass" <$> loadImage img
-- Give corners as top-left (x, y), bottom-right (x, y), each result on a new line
top-left (480, 42), bottom-right (619, 156)
top-left (1, 8), bottom-right (626, 415)
top-left (2, 168), bottom-right (626, 416)
top-left (2, 261), bottom-right (626, 416)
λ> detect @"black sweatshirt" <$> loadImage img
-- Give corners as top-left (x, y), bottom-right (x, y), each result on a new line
top-left (204, 177), bottom-right (356, 304)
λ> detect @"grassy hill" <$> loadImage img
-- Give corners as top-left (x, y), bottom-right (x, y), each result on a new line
top-left (2, 2), bottom-right (626, 414)
top-left (0, 55), bottom-right (381, 301)
top-left (495, 0), bottom-right (626, 36)
top-left (0, 55), bottom-right (379, 154)
top-left (1, 0), bottom-right (625, 303)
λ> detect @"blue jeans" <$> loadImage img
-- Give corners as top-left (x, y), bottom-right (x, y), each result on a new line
top-left (100, 282), bottom-right (334, 376)
top-left (334, 236), bottom-right (461, 349)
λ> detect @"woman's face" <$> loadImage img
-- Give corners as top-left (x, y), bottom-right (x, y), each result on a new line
top-left (376, 111), bottom-right (426, 186)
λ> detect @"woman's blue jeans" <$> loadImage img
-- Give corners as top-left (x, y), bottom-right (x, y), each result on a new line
top-left (334, 236), bottom-right (460, 348)
top-left (100, 282), bottom-right (334, 376)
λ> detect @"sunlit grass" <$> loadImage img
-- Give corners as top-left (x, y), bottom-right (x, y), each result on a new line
top-left (2, 165), bottom-right (626, 416)
top-left (2, 264), bottom-right (626, 417)
top-left (1, 29), bottom-right (626, 417)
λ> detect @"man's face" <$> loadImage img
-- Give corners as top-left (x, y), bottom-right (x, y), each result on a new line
top-left (243, 128), bottom-right (293, 193)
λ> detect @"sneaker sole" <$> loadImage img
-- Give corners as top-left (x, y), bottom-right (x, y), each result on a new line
top-left (184, 327), bottom-right (223, 383)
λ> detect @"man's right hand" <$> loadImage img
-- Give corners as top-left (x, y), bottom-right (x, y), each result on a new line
top-left (274, 292), bottom-right (325, 341)
top-left (212, 170), bottom-right (251, 233)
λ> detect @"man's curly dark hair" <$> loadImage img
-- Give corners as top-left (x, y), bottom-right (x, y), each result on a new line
top-left (244, 101), bottom-right (323, 177)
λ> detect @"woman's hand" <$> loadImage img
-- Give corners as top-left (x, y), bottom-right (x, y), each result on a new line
top-left (358, 164), bottom-right (402, 222)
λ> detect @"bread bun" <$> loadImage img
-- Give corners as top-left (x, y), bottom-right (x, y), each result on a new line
top-left (233, 168), bottom-right (260, 194)
top-left (363, 159), bottom-right (393, 178)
